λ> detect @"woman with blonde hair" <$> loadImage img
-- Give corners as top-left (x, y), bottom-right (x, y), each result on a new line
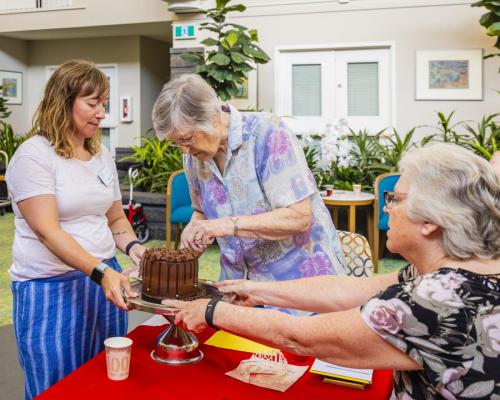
top-left (6, 60), bottom-right (143, 399)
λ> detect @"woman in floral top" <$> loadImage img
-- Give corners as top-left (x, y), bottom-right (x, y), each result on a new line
top-left (152, 74), bottom-right (346, 313)
top-left (164, 143), bottom-right (499, 399)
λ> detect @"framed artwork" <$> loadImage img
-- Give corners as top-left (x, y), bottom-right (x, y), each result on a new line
top-left (120, 95), bottom-right (133, 122)
top-left (0, 70), bottom-right (23, 104)
top-left (416, 49), bottom-right (483, 100)
top-left (229, 69), bottom-right (258, 110)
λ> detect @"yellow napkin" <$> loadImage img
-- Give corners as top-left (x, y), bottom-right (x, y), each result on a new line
top-left (205, 331), bottom-right (277, 353)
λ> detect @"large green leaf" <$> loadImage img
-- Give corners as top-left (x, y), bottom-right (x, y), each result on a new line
top-left (230, 52), bottom-right (249, 63)
top-left (201, 38), bottom-right (219, 47)
top-left (487, 21), bottom-right (500, 35)
top-left (226, 32), bottom-right (239, 47)
top-left (216, 0), bottom-right (232, 8)
top-left (210, 53), bottom-right (231, 65)
top-left (224, 4), bottom-right (246, 12)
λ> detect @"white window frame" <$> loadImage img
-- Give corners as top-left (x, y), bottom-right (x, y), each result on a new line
top-left (274, 42), bottom-right (396, 135)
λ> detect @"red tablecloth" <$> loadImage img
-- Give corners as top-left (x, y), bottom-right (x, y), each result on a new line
top-left (36, 323), bottom-right (393, 400)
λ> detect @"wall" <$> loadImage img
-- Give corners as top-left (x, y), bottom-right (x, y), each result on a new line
top-left (139, 37), bottom-right (171, 137)
top-left (174, 1), bottom-right (500, 136)
top-left (0, 0), bottom-right (173, 33)
top-left (28, 36), bottom-right (143, 148)
top-left (0, 37), bottom-right (30, 135)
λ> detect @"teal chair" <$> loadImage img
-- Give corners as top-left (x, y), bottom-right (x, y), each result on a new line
top-left (166, 170), bottom-right (194, 249)
top-left (373, 172), bottom-right (400, 272)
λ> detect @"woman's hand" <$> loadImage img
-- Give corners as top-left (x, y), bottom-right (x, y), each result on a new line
top-left (128, 243), bottom-right (146, 267)
top-left (101, 268), bottom-right (138, 311)
top-left (161, 298), bottom-right (210, 333)
top-left (181, 217), bottom-right (232, 252)
top-left (215, 280), bottom-right (264, 307)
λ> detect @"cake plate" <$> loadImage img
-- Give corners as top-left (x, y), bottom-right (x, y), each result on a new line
top-left (124, 278), bottom-right (223, 365)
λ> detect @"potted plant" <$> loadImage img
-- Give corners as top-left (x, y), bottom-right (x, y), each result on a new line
top-left (181, 0), bottom-right (270, 101)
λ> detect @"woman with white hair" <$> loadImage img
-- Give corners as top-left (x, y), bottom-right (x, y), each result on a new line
top-left (165, 143), bottom-right (500, 399)
top-left (152, 74), bottom-right (345, 314)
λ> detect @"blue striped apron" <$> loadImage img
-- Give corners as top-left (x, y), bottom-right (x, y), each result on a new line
top-left (11, 257), bottom-right (128, 400)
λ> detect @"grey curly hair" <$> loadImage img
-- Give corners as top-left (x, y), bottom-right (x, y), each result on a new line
top-left (152, 74), bottom-right (221, 139)
top-left (399, 143), bottom-right (500, 260)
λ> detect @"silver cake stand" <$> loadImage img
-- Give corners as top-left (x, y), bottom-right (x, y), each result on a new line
top-left (124, 278), bottom-right (224, 365)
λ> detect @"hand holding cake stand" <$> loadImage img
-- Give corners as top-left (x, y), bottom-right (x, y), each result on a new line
top-left (123, 248), bottom-right (223, 365)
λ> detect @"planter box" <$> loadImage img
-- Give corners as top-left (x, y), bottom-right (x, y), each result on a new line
top-left (121, 188), bottom-right (166, 241)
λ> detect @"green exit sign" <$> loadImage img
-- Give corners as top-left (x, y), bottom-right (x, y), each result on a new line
top-left (174, 25), bottom-right (196, 40)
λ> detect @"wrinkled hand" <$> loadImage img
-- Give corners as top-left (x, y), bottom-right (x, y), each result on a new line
top-left (101, 268), bottom-right (137, 311)
top-left (181, 217), bottom-right (232, 253)
top-left (129, 243), bottom-right (146, 267)
top-left (215, 280), bottom-right (264, 307)
top-left (161, 298), bottom-right (211, 333)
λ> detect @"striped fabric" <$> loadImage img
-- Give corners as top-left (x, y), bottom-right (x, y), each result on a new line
top-left (11, 258), bottom-right (128, 400)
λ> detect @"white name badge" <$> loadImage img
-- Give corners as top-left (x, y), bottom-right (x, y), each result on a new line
top-left (98, 167), bottom-right (114, 187)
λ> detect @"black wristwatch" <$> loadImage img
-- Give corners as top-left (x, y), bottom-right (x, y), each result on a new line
top-left (90, 262), bottom-right (110, 285)
top-left (125, 240), bottom-right (141, 256)
top-left (205, 297), bottom-right (222, 330)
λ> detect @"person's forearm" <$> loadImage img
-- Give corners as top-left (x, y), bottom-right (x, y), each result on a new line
top-left (191, 210), bottom-right (207, 221)
top-left (109, 215), bottom-right (140, 253)
top-left (37, 228), bottom-right (101, 275)
top-left (235, 207), bottom-right (310, 240)
top-left (237, 273), bottom-right (399, 313)
top-left (212, 303), bottom-right (342, 360)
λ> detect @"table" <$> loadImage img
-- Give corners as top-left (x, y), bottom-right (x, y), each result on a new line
top-left (322, 190), bottom-right (375, 248)
top-left (36, 321), bottom-right (393, 400)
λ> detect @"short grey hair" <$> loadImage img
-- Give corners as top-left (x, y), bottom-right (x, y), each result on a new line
top-left (152, 74), bottom-right (222, 139)
top-left (399, 143), bottom-right (500, 260)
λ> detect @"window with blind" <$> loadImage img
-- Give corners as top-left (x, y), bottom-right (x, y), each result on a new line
top-left (347, 62), bottom-right (379, 116)
top-left (292, 64), bottom-right (322, 116)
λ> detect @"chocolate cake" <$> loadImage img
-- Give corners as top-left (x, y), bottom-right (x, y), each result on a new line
top-left (139, 247), bottom-right (199, 303)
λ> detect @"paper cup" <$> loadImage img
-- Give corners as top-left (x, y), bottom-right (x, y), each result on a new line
top-left (104, 337), bottom-right (133, 381)
top-left (353, 184), bottom-right (362, 196)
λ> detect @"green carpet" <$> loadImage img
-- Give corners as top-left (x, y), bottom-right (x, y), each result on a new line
top-left (0, 211), bottom-right (405, 326)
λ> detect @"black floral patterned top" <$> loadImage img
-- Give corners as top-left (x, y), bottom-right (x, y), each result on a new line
top-left (361, 264), bottom-right (500, 399)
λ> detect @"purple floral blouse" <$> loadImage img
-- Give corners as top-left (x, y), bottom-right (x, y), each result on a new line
top-left (362, 264), bottom-right (500, 399)
top-left (183, 106), bottom-right (346, 312)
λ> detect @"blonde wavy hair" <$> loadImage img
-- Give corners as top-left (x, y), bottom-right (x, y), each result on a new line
top-left (32, 59), bottom-right (109, 158)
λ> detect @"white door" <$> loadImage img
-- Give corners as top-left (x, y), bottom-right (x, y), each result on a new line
top-left (334, 49), bottom-right (391, 132)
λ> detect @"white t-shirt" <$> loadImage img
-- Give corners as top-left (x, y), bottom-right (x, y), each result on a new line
top-left (6, 135), bottom-right (122, 281)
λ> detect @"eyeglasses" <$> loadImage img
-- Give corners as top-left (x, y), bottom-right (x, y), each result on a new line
top-left (173, 130), bottom-right (198, 149)
top-left (384, 191), bottom-right (408, 208)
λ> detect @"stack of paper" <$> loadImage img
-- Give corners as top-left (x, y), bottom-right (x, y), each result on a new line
top-left (310, 359), bottom-right (373, 390)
